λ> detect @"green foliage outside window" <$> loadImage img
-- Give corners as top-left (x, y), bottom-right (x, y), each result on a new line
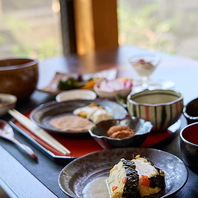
top-left (118, 2), bottom-right (177, 54)
top-left (1, 15), bottom-right (61, 59)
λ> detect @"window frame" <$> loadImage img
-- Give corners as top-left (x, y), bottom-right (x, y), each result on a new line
top-left (59, 0), bottom-right (119, 55)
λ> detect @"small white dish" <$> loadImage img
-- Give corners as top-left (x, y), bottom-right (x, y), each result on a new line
top-left (0, 93), bottom-right (17, 117)
top-left (56, 89), bottom-right (97, 102)
top-left (94, 78), bottom-right (133, 99)
top-left (94, 87), bottom-right (131, 99)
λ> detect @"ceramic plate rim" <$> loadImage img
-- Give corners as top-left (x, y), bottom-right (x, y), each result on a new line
top-left (58, 147), bottom-right (188, 198)
top-left (30, 99), bottom-right (128, 136)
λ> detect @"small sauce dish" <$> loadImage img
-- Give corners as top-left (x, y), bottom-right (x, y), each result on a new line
top-left (94, 78), bottom-right (133, 99)
top-left (56, 89), bottom-right (97, 102)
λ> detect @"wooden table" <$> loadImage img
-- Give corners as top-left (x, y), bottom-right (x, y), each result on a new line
top-left (0, 45), bottom-right (198, 198)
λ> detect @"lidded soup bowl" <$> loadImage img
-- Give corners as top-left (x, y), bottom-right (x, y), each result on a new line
top-left (127, 89), bottom-right (184, 132)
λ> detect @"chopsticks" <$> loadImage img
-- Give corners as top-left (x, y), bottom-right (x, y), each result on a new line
top-left (8, 109), bottom-right (71, 155)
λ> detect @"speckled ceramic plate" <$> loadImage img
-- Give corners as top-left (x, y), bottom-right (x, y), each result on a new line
top-left (30, 99), bottom-right (127, 137)
top-left (58, 148), bottom-right (188, 198)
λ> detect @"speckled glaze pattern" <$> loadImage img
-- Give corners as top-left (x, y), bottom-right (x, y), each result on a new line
top-left (58, 147), bottom-right (188, 198)
top-left (127, 89), bottom-right (184, 132)
top-left (0, 58), bottom-right (38, 100)
top-left (30, 99), bottom-right (127, 137)
top-left (89, 117), bottom-right (153, 148)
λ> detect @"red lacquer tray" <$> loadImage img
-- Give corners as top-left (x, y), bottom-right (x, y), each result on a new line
top-left (10, 112), bottom-right (181, 163)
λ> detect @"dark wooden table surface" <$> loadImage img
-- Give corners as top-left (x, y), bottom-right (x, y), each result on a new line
top-left (0, 45), bottom-right (198, 198)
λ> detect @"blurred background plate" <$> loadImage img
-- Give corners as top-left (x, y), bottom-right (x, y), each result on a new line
top-left (37, 69), bottom-right (117, 95)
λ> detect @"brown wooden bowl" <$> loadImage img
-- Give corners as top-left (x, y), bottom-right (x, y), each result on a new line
top-left (0, 58), bottom-right (39, 100)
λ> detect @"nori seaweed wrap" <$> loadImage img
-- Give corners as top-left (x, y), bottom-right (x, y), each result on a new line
top-left (107, 155), bottom-right (165, 198)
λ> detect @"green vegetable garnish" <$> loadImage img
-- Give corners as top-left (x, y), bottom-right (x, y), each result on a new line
top-left (57, 77), bottom-right (91, 90)
top-left (57, 77), bottom-right (79, 90)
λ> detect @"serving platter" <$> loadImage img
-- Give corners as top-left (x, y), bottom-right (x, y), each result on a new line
top-left (10, 116), bottom-right (181, 163)
top-left (58, 147), bottom-right (188, 198)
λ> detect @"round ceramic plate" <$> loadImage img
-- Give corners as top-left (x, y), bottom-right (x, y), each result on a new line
top-left (30, 99), bottom-right (127, 136)
top-left (58, 147), bottom-right (188, 198)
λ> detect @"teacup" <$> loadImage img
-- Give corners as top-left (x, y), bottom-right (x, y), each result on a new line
top-left (127, 89), bottom-right (184, 132)
top-left (180, 122), bottom-right (198, 168)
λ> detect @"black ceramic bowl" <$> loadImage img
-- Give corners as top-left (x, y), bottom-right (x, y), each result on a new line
top-left (180, 122), bottom-right (198, 168)
top-left (30, 99), bottom-right (127, 137)
top-left (183, 97), bottom-right (198, 124)
top-left (88, 117), bottom-right (153, 149)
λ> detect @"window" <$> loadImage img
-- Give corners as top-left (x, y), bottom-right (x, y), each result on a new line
top-left (1, 0), bottom-right (196, 60)
top-left (0, 0), bottom-right (118, 59)
top-left (118, 0), bottom-right (198, 59)
top-left (0, 0), bottom-right (62, 60)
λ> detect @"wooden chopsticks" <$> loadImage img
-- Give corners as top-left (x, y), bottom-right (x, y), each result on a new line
top-left (8, 109), bottom-right (71, 155)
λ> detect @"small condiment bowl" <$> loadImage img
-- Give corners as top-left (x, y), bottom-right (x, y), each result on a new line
top-left (0, 93), bottom-right (17, 117)
top-left (88, 117), bottom-right (153, 149)
top-left (127, 89), bottom-right (184, 132)
top-left (94, 78), bottom-right (132, 99)
top-left (56, 89), bottom-right (97, 102)
top-left (180, 122), bottom-right (198, 168)
top-left (183, 97), bottom-right (198, 124)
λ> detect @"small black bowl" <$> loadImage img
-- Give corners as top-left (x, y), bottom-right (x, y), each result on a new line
top-left (183, 98), bottom-right (198, 124)
top-left (88, 117), bottom-right (153, 149)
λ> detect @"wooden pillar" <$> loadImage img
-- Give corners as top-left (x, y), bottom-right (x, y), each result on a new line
top-left (59, 0), bottom-right (77, 55)
top-left (74, 0), bottom-right (118, 55)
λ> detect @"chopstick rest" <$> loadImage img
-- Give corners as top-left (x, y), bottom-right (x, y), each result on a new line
top-left (8, 109), bottom-right (71, 155)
